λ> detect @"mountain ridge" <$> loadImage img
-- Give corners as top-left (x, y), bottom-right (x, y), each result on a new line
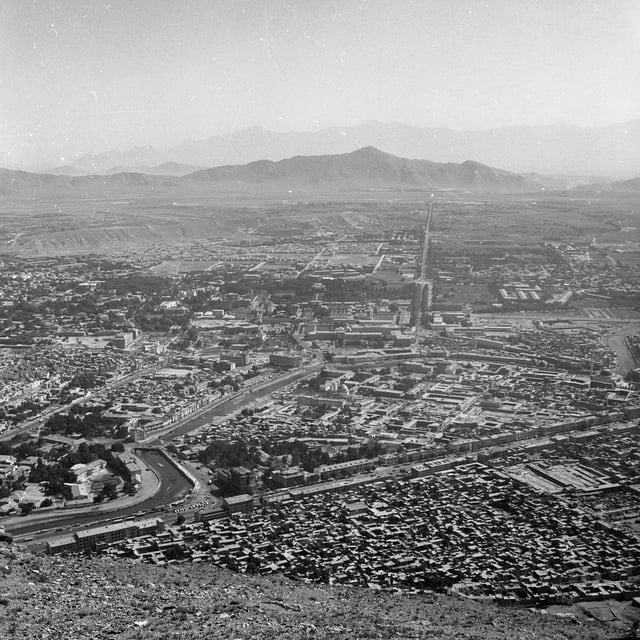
top-left (27, 119), bottom-right (640, 178)
top-left (39, 161), bottom-right (205, 178)
top-left (0, 147), bottom-right (544, 195)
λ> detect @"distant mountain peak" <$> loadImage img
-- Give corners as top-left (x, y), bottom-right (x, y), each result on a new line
top-left (184, 148), bottom-right (542, 193)
top-left (30, 119), bottom-right (640, 177)
top-left (353, 145), bottom-right (383, 154)
top-left (1, 148), bottom-right (544, 195)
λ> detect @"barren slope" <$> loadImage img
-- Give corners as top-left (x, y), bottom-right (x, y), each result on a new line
top-left (0, 542), bottom-right (620, 640)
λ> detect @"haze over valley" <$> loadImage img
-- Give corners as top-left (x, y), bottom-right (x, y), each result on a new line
top-left (35, 119), bottom-right (640, 180)
top-left (2, 2), bottom-right (640, 639)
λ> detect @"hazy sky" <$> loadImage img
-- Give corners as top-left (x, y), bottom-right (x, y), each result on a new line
top-left (1, 0), bottom-right (639, 167)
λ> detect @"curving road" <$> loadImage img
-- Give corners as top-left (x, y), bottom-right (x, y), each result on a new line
top-left (5, 448), bottom-right (191, 539)
top-left (5, 364), bottom-right (323, 540)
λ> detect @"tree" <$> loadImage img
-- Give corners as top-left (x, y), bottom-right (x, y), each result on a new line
top-left (175, 513), bottom-right (186, 525)
top-left (122, 481), bottom-right (137, 496)
top-left (68, 372), bottom-right (97, 389)
top-left (110, 441), bottom-right (125, 453)
top-left (101, 482), bottom-right (118, 500)
top-left (19, 502), bottom-right (35, 516)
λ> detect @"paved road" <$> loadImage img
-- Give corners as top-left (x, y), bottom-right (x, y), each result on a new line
top-left (5, 448), bottom-right (191, 539)
top-left (4, 364), bottom-right (323, 540)
top-left (413, 203), bottom-right (433, 344)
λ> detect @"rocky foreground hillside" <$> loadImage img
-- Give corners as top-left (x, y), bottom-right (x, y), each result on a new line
top-left (0, 542), bottom-right (626, 640)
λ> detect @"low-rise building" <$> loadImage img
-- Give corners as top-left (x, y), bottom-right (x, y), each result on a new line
top-left (223, 494), bottom-right (254, 514)
top-left (47, 518), bottom-right (165, 554)
top-left (269, 353), bottom-right (302, 369)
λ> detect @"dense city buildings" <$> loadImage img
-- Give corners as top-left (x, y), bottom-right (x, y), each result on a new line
top-left (2, 203), bottom-right (640, 617)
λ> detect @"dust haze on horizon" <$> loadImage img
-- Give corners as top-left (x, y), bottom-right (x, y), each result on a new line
top-left (1, 0), bottom-right (639, 170)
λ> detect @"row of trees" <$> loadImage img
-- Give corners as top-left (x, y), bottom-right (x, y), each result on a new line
top-left (102, 274), bottom-right (172, 296)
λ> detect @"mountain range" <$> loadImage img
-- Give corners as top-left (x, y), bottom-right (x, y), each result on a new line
top-left (1, 147), bottom-right (544, 196)
top-left (34, 120), bottom-right (640, 178)
top-left (595, 176), bottom-right (640, 193)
